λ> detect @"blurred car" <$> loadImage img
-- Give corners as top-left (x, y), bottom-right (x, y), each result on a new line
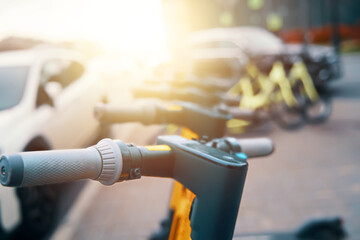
top-left (187, 26), bottom-right (341, 85)
top-left (187, 27), bottom-right (282, 77)
top-left (0, 47), bottom-right (106, 239)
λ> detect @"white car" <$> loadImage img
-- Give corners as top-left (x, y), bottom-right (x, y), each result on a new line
top-left (187, 27), bottom-right (340, 84)
top-left (0, 48), bottom-right (106, 239)
top-left (187, 27), bottom-right (283, 77)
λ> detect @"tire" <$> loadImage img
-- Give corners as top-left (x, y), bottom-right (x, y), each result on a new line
top-left (305, 97), bottom-right (332, 124)
top-left (296, 217), bottom-right (346, 240)
top-left (270, 104), bottom-right (306, 130)
top-left (8, 138), bottom-right (62, 240)
top-left (13, 185), bottom-right (61, 240)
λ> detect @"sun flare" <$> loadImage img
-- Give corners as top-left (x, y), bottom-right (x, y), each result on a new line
top-left (0, 0), bottom-right (167, 56)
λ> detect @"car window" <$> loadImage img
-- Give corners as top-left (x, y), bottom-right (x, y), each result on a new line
top-left (193, 41), bottom-right (238, 49)
top-left (41, 59), bottom-right (85, 89)
top-left (0, 66), bottom-right (29, 111)
top-left (242, 30), bottom-right (283, 50)
top-left (216, 41), bottom-right (238, 48)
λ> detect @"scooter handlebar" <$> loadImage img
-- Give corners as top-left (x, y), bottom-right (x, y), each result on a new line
top-left (94, 103), bottom-right (158, 125)
top-left (237, 138), bottom-right (274, 158)
top-left (0, 139), bottom-right (123, 187)
top-left (0, 137), bottom-right (274, 188)
top-left (208, 137), bottom-right (274, 158)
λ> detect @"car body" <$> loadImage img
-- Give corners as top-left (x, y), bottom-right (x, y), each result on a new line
top-left (0, 47), bottom-right (105, 238)
top-left (187, 27), bottom-right (341, 85)
top-left (187, 27), bottom-right (283, 77)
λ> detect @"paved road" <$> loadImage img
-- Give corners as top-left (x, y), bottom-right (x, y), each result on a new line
top-left (234, 98), bottom-right (360, 237)
top-left (52, 53), bottom-right (360, 239)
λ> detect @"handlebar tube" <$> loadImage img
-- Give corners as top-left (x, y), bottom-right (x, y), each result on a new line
top-left (0, 136), bottom-right (274, 240)
top-left (95, 101), bottom-right (231, 140)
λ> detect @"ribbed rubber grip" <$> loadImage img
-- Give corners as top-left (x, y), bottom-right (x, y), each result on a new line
top-left (0, 139), bottom-right (123, 187)
top-left (94, 103), bottom-right (157, 125)
top-left (237, 138), bottom-right (274, 158)
top-left (0, 148), bottom-right (101, 187)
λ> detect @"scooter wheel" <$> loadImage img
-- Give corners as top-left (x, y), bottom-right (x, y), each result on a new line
top-left (271, 104), bottom-right (306, 130)
top-left (305, 97), bottom-right (332, 124)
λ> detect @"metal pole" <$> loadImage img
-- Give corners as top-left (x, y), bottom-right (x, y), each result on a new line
top-left (329, 0), bottom-right (341, 54)
top-left (300, 0), bottom-right (310, 53)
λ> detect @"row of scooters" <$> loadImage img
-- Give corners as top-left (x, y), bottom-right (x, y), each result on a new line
top-left (92, 55), bottom-right (342, 240)
top-left (0, 54), bottom-right (345, 240)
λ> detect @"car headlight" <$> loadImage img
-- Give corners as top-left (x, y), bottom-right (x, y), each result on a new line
top-left (325, 52), bottom-right (338, 64)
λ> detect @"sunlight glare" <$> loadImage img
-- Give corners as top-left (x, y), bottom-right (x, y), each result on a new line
top-left (0, 0), bottom-right (167, 56)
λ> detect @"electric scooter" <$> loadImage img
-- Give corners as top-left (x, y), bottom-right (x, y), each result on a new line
top-left (94, 100), bottom-right (346, 240)
top-left (0, 135), bottom-right (273, 240)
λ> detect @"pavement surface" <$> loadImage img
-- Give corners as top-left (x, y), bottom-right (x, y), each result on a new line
top-left (51, 53), bottom-right (360, 240)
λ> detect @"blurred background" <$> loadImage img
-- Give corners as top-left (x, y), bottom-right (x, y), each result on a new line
top-left (0, 0), bottom-right (359, 239)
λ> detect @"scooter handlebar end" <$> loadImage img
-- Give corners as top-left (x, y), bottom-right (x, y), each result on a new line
top-left (0, 154), bottom-right (24, 187)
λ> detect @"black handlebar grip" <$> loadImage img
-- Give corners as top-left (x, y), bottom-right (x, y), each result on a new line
top-left (94, 103), bottom-right (158, 125)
